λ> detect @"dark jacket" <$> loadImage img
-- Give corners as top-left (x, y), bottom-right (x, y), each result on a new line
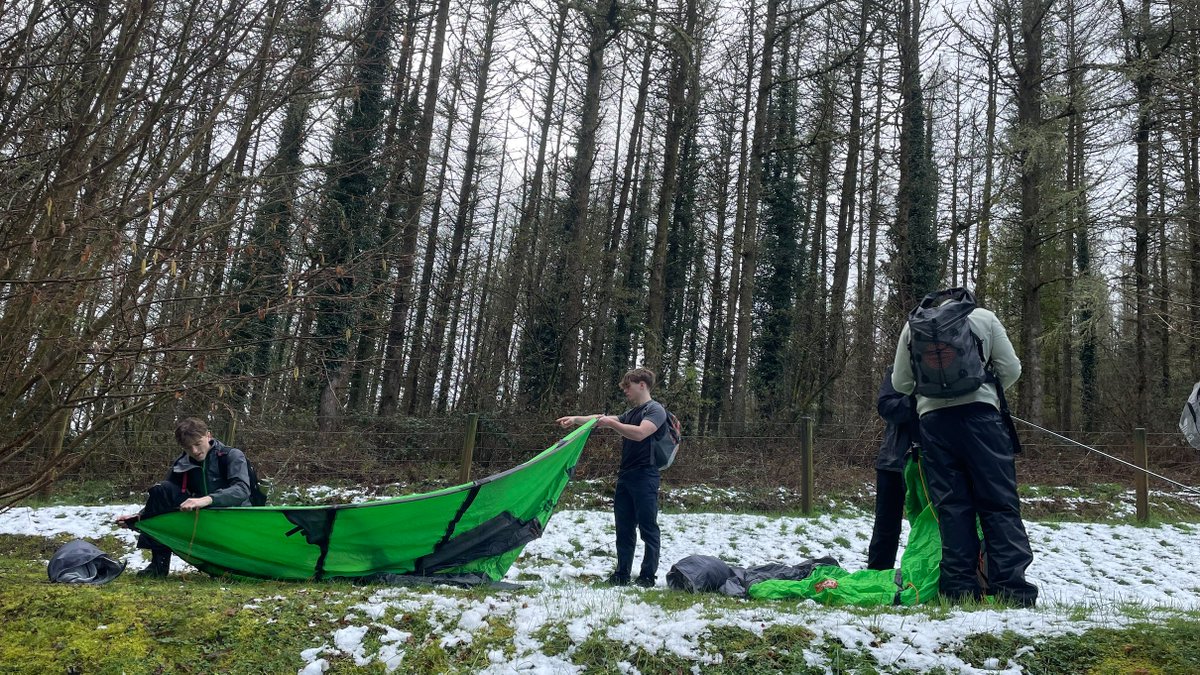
top-left (876, 366), bottom-right (920, 472)
top-left (166, 439), bottom-right (252, 507)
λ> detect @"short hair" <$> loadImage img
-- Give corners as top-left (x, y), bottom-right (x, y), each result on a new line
top-left (175, 417), bottom-right (210, 446)
top-left (620, 367), bottom-right (656, 390)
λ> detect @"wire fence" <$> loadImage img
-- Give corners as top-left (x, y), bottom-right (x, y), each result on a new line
top-left (23, 413), bottom-right (1200, 500)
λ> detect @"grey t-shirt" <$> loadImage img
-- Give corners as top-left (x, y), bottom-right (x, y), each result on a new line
top-left (617, 400), bottom-right (668, 473)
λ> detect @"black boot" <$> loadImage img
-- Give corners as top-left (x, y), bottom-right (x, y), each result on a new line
top-left (137, 550), bottom-right (171, 578)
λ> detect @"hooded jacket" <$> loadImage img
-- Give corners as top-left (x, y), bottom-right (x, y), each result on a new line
top-left (876, 366), bottom-right (919, 472)
top-left (166, 438), bottom-right (252, 507)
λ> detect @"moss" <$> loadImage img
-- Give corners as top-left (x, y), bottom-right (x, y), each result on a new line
top-left (702, 623), bottom-right (820, 674)
top-left (956, 621), bottom-right (1200, 674)
top-left (0, 565), bottom-right (366, 674)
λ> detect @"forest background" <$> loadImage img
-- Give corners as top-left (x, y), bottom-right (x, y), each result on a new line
top-left (3, 0), bottom-right (1199, 504)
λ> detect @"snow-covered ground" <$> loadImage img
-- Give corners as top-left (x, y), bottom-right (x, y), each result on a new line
top-left (2, 502), bottom-right (1197, 674)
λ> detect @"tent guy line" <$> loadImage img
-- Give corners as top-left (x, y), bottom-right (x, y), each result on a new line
top-left (1014, 416), bottom-right (1200, 496)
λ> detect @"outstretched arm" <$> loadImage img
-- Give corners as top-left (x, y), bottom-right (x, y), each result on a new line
top-left (556, 414), bottom-right (602, 428)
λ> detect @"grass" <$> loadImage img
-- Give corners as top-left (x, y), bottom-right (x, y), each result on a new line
top-left (0, 535), bottom-right (369, 674)
top-left (956, 619), bottom-right (1200, 674)
top-left (4, 528), bottom-right (1200, 673)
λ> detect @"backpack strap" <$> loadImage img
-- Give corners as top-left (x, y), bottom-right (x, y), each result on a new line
top-left (215, 448), bottom-right (229, 480)
top-left (981, 355), bottom-right (1022, 455)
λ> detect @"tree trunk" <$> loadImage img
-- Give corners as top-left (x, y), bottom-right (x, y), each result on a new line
top-left (417, 0), bottom-right (501, 413)
top-left (975, 19), bottom-right (1000, 307)
top-left (483, 2), bottom-right (569, 408)
top-left (1014, 0), bottom-right (1048, 423)
top-left (315, 0), bottom-right (391, 431)
top-left (377, 0), bottom-right (452, 416)
top-left (1189, 8), bottom-right (1200, 384)
top-left (721, 0), bottom-right (758, 423)
top-left (589, 0), bottom-right (657, 404)
top-left (645, 0), bottom-right (697, 375)
top-left (731, 0), bottom-right (778, 424)
top-left (550, 0), bottom-right (618, 405)
top-left (827, 0), bottom-right (869, 387)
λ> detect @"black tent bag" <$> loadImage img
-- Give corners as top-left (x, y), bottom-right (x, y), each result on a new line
top-left (48, 539), bottom-right (126, 585)
top-left (666, 554), bottom-right (840, 596)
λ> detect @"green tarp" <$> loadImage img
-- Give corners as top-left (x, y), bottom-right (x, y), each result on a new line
top-left (749, 456), bottom-right (942, 605)
top-left (133, 420), bottom-right (594, 581)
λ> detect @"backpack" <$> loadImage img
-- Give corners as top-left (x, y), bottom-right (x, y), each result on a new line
top-left (906, 287), bottom-right (989, 399)
top-left (48, 539), bottom-right (125, 585)
top-left (216, 448), bottom-right (269, 506)
top-left (653, 410), bottom-right (683, 470)
top-left (1181, 382), bottom-right (1200, 450)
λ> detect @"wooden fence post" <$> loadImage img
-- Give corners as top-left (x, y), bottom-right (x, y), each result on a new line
top-left (1134, 427), bottom-right (1148, 523)
top-left (460, 413), bottom-right (479, 484)
top-left (800, 416), bottom-right (813, 515)
top-left (226, 414), bottom-right (238, 447)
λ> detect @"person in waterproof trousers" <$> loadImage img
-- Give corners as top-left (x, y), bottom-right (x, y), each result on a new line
top-left (115, 418), bottom-right (252, 577)
top-left (891, 291), bottom-right (1039, 607)
top-left (557, 367), bottom-right (668, 588)
top-left (867, 365), bottom-right (920, 570)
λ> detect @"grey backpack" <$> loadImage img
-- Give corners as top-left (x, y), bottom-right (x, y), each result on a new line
top-left (653, 410), bottom-right (682, 470)
top-left (1181, 382), bottom-right (1200, 450)
top-left (907, 288), bottom-right (988, 398)
top-left (48, 539), bottom-right (126, 585)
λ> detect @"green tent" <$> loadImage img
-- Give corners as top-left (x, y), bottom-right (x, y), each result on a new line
top-left (133, 421), bottom-right (594, 581)
top-left (748, 456), bottom-right (942, 605)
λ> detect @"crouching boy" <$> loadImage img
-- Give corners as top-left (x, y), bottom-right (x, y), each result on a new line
top-left (115, 417), bottom-right (252, 577)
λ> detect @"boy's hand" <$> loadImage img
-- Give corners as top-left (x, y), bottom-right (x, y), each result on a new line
top-left (180, 496), bottom-right (214, 512)
top-left (115, 513), bottom-right (139, 529)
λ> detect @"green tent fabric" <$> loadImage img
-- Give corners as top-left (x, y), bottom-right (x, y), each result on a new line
top-left (748, 456), bottom-right (942, 605)
top-left (133, 420), bottom-right (594, 581)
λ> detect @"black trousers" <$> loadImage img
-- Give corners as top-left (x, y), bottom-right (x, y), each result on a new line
top-left (613, 467), bottom-right (661, 580)
top-left (135, 481), bottom-right (188, 553)
top-left (920, 403), bottom-right (1038, 605)
top-left (866, 468), bottom-right (906, 570)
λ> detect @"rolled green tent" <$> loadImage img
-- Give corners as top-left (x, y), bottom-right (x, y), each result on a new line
top-left (133, 420), bottom-right (594, 581)
top-left (748, 455), bottom-right (942, 605)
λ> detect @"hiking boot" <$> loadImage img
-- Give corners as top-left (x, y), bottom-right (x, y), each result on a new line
top-left (605, 573), bottom-right (630, 587)
top-left (137, 550), bottom-right (171, 578)
top-left (634, 576), bottom-right (656, 588)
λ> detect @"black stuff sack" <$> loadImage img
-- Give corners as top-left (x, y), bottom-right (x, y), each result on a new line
top-left (48, 539), bottom-right (126, 585)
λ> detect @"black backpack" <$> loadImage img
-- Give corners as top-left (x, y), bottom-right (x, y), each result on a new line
top-left (653, 410), bottom-right (683, 470)
top-left (907, 287), bottom-right (988, 399)
top-left (216, 448), bottom-right (269, 506)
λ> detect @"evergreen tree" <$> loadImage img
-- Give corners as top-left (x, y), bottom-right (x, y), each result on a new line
top-left (225, 0), bottom-right (324, 415)
top-left (893, 76), bottom-right (940, 313)
top-left (892, 0), bottom-right (939, 318)
top-left (313, 0), bottom-right (390, 430)
top-left (753, 41), bottom-right (802, 416)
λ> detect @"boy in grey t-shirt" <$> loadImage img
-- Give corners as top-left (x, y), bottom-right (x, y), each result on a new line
top-left (557, 367), bottom-right (667, 587)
